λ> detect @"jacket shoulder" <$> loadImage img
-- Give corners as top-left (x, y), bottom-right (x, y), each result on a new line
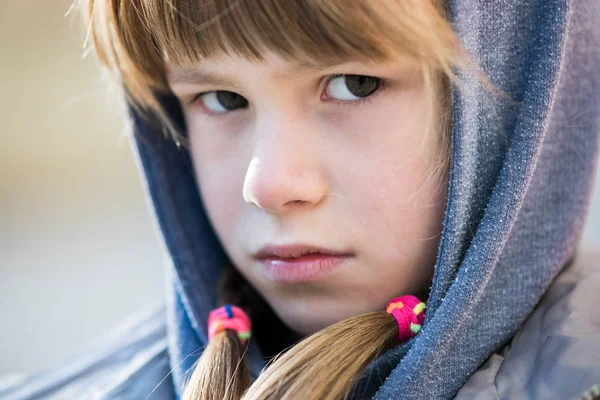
top-left (456, 246), bottom-right (600, 399)
top-left (0, 304), bottom-right (175, 400)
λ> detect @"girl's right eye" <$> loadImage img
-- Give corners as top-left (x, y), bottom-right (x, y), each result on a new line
top-left (192, 91), bottom-right (248, 114)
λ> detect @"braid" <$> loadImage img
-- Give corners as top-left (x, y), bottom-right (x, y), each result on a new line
top-left (180, 264), bottom-right (251, 400)
top-left (181, 264), bottom-right (299, 400)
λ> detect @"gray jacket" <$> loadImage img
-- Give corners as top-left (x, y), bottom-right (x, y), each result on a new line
top-left (457, 248), bottom-right (600, 400)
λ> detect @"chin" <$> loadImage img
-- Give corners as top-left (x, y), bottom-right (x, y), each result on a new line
top-left (266, 294), bottom-right (364, 336)
top-left (277, 310), bottom-right (334, 336)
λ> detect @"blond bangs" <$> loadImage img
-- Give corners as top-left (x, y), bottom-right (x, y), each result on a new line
top-left (83, 0), bottom-right (462, 114)
top-left (149, 0), bottom-right (456, 64)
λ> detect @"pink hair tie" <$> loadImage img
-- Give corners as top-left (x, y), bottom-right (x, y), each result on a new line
top-left (208, 304), bottom-right (252, 344)
top-left (386, 295), bottom-right (426, 341)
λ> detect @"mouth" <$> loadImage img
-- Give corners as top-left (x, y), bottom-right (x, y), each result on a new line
top-left (253, 244), bottom-right (354, 284)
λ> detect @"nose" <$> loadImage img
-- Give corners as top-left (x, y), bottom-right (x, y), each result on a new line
top-left (242, 112), bottom-right (328, 213)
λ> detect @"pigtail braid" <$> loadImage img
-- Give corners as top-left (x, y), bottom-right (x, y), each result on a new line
top-left (241, 312), bottom-right (400, 400)
top-left (181, 328), bottom-right (250, 400)
top-left (181, 264), bottom-right (252, 400)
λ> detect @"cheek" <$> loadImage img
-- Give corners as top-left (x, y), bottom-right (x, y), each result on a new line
top-left (188, 125), bottom-right (248, 249)
top-left (331, 91), bottom-right (437, 211)
top-left (198, 173), bottom-right (238, 240)
top-left (328, 92), bottom-right (446, 265)
top-left (345, 154), bottom-right (443, 257)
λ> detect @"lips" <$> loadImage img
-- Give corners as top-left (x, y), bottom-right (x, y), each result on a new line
top-left (253, 244), bottom-right (353, 284)
top-left (254, 244), bottom-right (350, 260)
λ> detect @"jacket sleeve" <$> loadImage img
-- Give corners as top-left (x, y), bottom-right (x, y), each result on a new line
top-left (455, 247), bottom-right (600, 400)
top-left (0, 304), bottom-right (175, 400)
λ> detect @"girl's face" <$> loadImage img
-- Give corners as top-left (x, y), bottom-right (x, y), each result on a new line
top-left (168, 52), bottom-right (448, 335)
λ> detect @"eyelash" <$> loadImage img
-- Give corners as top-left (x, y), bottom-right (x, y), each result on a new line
top-left (188, 74), bottom-right (387, 111)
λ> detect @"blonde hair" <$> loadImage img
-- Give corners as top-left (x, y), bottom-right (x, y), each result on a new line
top-left (80, 0), bottom-right (480, 398)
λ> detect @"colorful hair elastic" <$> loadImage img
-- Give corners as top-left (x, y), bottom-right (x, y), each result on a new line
top-left (386, 295), bottom-right (426, 341)
top-left (207, 304), bottom-right (252, 344)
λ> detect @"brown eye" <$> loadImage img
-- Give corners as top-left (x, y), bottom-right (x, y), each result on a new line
top-left (326, 75), bottom-right (382, 100)
top-left (199, 91), bottom-right (248, 113)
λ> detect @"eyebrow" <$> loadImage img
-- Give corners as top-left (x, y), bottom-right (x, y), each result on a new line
top-left (169, 68), bottom-right (239, 87)
top-left (168, 63), bottom-right (337, 86)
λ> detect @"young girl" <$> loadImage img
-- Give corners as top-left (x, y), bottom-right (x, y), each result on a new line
top-left (4, 0), bottom-right (600, 399)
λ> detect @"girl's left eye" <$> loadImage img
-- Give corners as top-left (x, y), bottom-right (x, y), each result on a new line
top-left (191, 91), bottom-right (248, 114)
top-left (324, 74), bottom-right (383, 101)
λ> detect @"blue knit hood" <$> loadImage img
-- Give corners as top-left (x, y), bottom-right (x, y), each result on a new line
top-left (129, 1), bottom-right (600, 398)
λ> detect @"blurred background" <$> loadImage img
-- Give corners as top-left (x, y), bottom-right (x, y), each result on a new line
top-left (1, 0), bottom-right (599, 379)
top-left (0, 1), bottom-right (164, 377)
